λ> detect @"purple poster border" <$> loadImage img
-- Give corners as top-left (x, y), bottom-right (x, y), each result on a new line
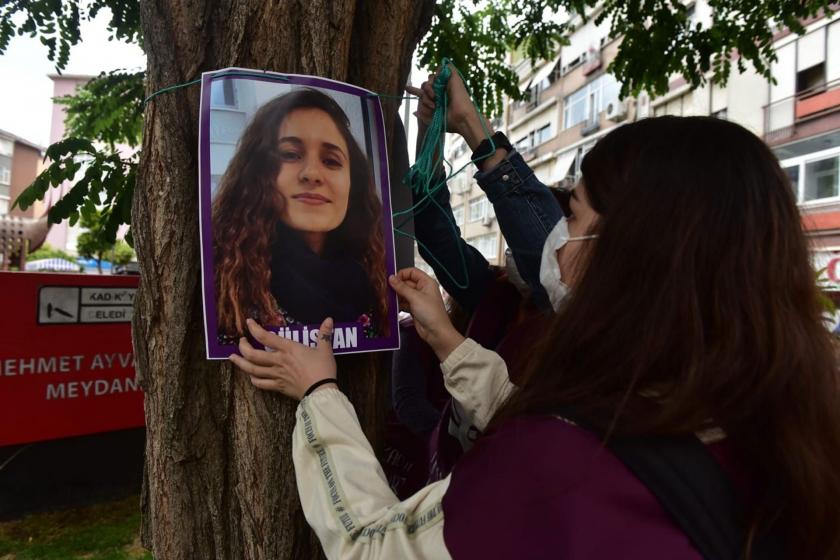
top-left (198, 68), bottom-right (400, 359)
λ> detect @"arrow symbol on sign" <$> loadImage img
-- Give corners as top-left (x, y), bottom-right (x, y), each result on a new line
top-left (47, 303), bottom-right (74, 319)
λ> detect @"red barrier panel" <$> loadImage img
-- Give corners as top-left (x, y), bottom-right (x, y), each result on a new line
top-left (0, 272), bottom-right (143, 446)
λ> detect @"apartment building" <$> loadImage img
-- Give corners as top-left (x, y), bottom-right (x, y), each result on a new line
top-left (491, 3), bottom-right (840, 282)
top-left (0, 129), bottom-right (44, 217)
top-left (43, 74), bottom-right (94, 254)
top-left (762, 16), bottom-right (840, 286)
top-left (506, 11), bottom-right (625, 192)
top-left (411, 137), bottom-right (501, 282)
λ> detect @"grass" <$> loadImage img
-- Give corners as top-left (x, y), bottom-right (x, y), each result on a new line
top-left (0, 496), bottom-right (151, 560)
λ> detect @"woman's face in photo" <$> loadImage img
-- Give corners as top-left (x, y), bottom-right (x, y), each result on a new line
top-left (275, 108), bottom-right (352, 235)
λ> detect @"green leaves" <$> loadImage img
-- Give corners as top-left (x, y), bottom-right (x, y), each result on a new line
top-left (57, 70), bottom-right (145, 149)
top-left (418, 0), bottom-right (536, 117)
top-left (0, 0), bottom-right (141, 71)
top-left (12, 139), bottom-right (138, 246)
top-left (7, 0), bottom-right (838, 255)
top-left (419, 0), bottom-right (838, 113)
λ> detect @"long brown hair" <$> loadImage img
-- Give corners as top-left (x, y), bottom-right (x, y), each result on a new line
top-left (492, 116), bottom-right (840, 558)
top-left (212, 88), bottom-right (388, 336)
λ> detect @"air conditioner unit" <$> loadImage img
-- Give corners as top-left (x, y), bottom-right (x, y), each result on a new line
top-left (481, 214), bottom-right (495, 227)
top-left (605, 99), bottom-right (627, 122)
top-left (581, 47), bottom-right (602, 76)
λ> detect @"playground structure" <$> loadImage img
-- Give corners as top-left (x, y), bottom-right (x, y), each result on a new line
top-left (0, 214), bottom-right (49, 271)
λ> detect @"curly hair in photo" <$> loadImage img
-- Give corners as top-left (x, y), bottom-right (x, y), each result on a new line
top-left (212, 88), bottom-right (388, 337)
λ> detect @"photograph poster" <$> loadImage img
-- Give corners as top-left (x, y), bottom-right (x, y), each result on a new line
top-left (198, 68), bottom-right (400, 358)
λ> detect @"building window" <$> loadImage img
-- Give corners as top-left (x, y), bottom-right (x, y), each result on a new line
top-left (452, 204), bottom-right (465, 225)
top-left (804, 155), bottom-right (839, 201)
top-left (781, 149), bottom-right (840, 203)
top-left (469, 195), bottom-right (491, 222)
top-left (468, 233), bottom-right (499, 260)
top-left (534, 123), bottom-right (553, 145)
top-left (0, 197), bottom-right (8, 215)
top-left (797, 64), bottom-right (826, 94)
top-left (572, 141), bottom-right (598, 180)
top-left (0, 139), bottom-right (12, 157)
top-left (210, 79), bottom-right (237, 108)
top-left (783, 165), bottom-right (800, 194)
top-left (470, 196), bottom-right (487, 222)
top-left (563, 74), bottom-right (620, 129)
top-left (0, 167), bottom-right (10, 185)
top-left (564, 88), bottom-right (588, 128)
top-left (449, 173), bottom-right (470, 194)
top-left (515, 123), bottom-right (553, 154)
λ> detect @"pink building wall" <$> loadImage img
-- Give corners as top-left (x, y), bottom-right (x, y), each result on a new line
top-left (45, 75), bottom-right (93, 252)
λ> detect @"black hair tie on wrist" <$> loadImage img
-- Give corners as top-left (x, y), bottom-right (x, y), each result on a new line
top-left (303, 379), bottom-right (338, 398)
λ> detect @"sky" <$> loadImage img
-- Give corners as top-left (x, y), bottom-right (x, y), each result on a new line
top-left (0, 8), bottom-right (427, 156)
top-left (0, 9), bottom-right (146, 148)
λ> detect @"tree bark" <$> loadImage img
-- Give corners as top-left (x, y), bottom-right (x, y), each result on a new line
top-left (132, 1), bottom-right (434, 558)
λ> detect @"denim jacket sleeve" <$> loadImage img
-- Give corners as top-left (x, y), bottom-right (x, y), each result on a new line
top-left (412, 178), bottom-right (495, 313)
top-left (474, 150), bottom-right (562, 311)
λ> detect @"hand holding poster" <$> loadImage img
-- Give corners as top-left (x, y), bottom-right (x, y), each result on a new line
top-left (199, 69), bottom-right (399, 358)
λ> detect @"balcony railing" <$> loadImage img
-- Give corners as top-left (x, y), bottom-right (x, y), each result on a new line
top-left (764, 78), bottom-right (840, 142)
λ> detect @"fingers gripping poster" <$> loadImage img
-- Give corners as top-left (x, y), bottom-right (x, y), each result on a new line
top-left (199, 68), bottom-right (400, 358)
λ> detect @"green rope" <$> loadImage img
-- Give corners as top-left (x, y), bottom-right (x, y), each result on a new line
top-left (143, 63), bottom-right (498, 290)
top-left (395, 58), bottom-right (496, 290)
top-left (143, 70), bottom-right (291, 105)
top-left (143, 77), bottom-right (202, 105)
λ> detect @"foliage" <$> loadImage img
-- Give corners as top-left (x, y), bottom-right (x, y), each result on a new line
top-left (602, 0), bottom-right (835, 97)
top-left (0, 0), bottom-right (140, 71)
top-left (3, 0), bottom-right (837, 246)
top-left (0, 495), bottom-right (151, 560)
top-left (57, 69), bottom-right (145, 149)
top-left (421, 1), bottom-right (838, 117)
top-left (26, 242), bottom-right (77, 262)
top-left (112, 239), bottom-right (136, 265)
top-left (13, 136), bottom-right (136, 245)
top-left (816, 267), bottom-right (838, 318)
top-left (76, 207), bottom-right (122, 268)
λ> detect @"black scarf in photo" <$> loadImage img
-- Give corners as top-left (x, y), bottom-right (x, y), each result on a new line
top-left (269, 223), bottom-right (374, 325)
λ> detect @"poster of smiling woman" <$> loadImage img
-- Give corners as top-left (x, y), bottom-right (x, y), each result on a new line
top-left (198, 68), bottom-right (400, 359)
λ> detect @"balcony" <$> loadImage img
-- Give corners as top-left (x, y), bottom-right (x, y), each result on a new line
top-left (581, 117), bottom-right (601, 136)
top-left (765, 78), bottom-right (840, 145)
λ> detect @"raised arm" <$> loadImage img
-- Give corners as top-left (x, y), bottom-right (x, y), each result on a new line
top-left (408, 67), bottom-right (562, 311)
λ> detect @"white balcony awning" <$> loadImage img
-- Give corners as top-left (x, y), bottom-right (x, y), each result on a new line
top-left (551, 148), bottom-right (578, 184)
top-left (526, 56), bottom-right (560, 90)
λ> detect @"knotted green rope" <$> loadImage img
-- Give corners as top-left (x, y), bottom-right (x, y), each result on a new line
top-left (395, 58), bottom-right (496, 290)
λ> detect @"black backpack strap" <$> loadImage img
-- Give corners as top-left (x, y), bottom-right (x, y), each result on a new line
top-left (605, 433), bottom-right (783, 560)
top-left (607, 434), bottom-right (743, 559)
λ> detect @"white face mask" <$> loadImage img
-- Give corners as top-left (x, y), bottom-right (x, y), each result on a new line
top-left (539, 218), bottom-right (598, 312)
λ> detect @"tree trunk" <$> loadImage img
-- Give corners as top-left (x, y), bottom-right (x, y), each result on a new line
top-left (132, 1), bottom-right (434, 558)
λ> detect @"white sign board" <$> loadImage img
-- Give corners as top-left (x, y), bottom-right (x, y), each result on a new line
top-left (38, 286), bottom-right (136, 325)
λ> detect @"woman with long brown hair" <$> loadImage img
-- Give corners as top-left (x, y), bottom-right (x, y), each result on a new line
top-left (212, 88), bottom-right (389, 344)
top-left (231, 115), bottom-right (840, 559)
